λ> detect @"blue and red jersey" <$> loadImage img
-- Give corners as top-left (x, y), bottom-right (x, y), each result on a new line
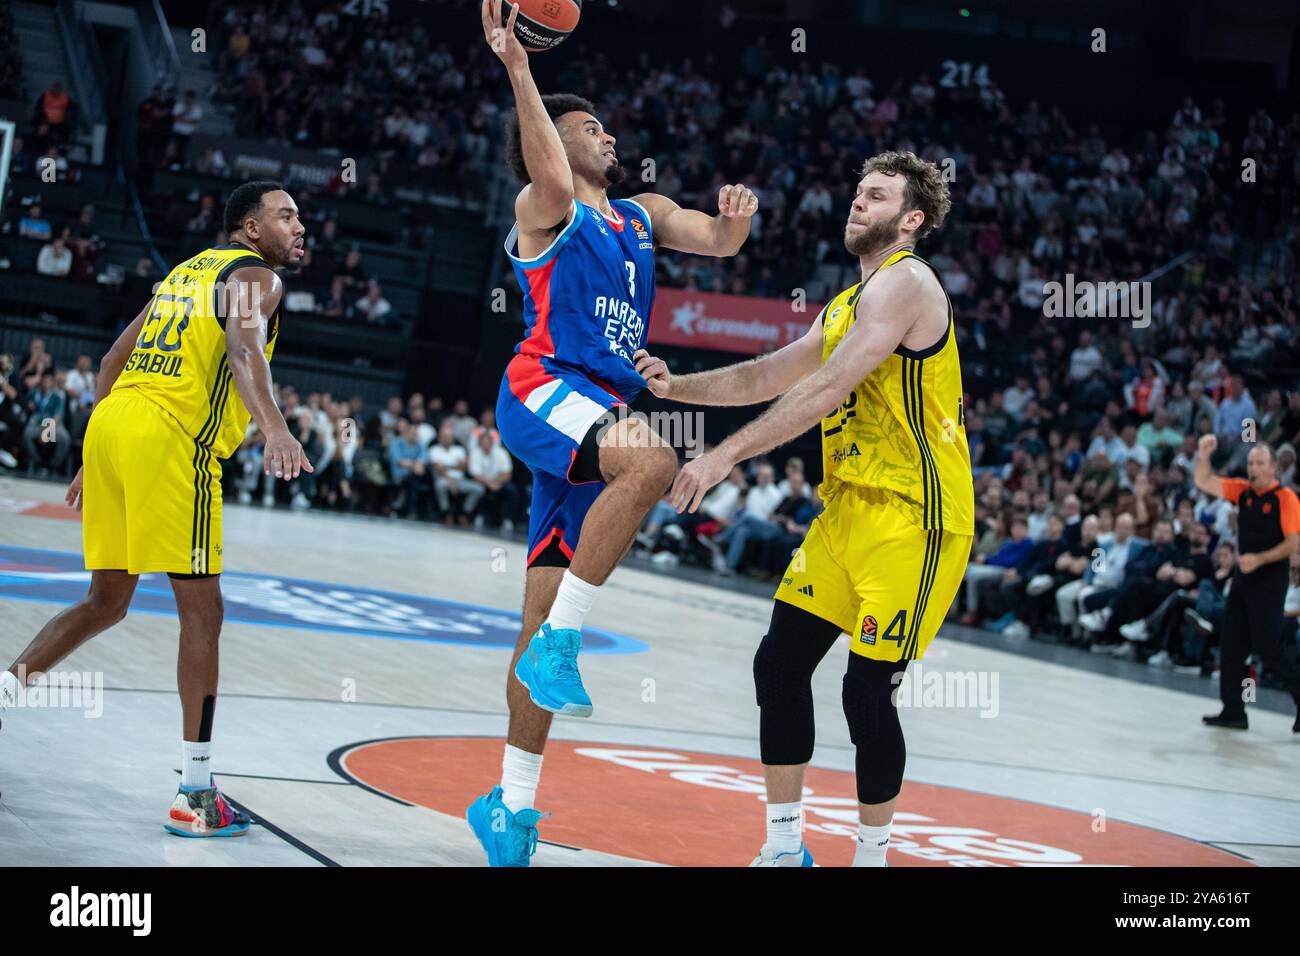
top-left (496, 197), bottom-right (660, 566)
top-left (501, 198), bottom-right (657, 407)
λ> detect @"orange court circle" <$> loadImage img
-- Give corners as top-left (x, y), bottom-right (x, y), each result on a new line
top-left (337, 736), bottom-right (1253, 868)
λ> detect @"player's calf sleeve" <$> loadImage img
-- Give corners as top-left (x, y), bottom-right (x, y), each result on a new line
top-left (755, 633), bottom-right (815, 765)
top-left (754, 602), bottom-right (841, 766)
top-left (842, 654), bottom-right (908, 805)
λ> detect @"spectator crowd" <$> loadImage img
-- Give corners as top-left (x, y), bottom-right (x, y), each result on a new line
top-left (229, 385), bottom-right (519, 531)
top-left (0, 338), bottom-right (94, 475)
top-left (4, 2), bottom-right (1300, 698)
top-left (0, 335), bottom-right (522, 530)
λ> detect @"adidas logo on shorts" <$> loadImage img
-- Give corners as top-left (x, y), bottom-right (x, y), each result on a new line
top-left (797, 584), bottom-right (814, 597)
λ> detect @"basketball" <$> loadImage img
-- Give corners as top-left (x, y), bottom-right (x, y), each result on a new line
top-left (503, 0), bottom-right (581, 52)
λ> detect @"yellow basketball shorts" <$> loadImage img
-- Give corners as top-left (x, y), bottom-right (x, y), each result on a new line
top-left (774, 486), bottom-right (971, 662)
top-left (83, 390), bottom-right (223, 575)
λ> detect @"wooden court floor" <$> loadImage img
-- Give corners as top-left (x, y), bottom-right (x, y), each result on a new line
top-left (2, 475), bottom-right (1296, 867)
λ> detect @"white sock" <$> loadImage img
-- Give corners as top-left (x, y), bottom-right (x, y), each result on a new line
top-left (544, 569), bottom-right (599, 633)
top-left (0, 669), bottom-right (21, 710)
top-left (500, 744), bottom-right (543, 813)
top-left (181, 740), bottom-right (213, 789)
top-left (852, 820), bottom-right (893, 867)
top-left (764, 800), bottom-right (804, 854)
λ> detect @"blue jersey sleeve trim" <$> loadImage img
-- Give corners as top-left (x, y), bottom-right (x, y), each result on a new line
top-left (504, 200), bottom-right (582, 269)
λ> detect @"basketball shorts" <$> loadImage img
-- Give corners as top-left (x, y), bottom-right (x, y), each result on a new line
top-left (496, 357), bottom-right (624, 568)
top-left (774, 485), bottom-right (971, 662)
top-left (82, 389), bottom-right (223, 575)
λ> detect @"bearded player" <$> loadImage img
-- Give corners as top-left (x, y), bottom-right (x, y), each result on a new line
top-left (638, 152), bottom-right (974, 866)
top-left (0, 181), bottom-right (309, 837)
top-left (466, 0), bottom-right (758, 867)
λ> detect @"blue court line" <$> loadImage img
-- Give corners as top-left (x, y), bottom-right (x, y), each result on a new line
top-left (0, 545), bottom-right (649, 655)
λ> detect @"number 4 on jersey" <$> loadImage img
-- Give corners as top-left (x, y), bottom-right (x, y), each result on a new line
top-left (882, 610), bottom-right (907, 644)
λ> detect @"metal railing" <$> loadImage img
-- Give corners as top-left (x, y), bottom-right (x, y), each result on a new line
top-left (137, 0), bottom-right (180, 91)
top-left (54, 0), bottom-right (105, 128)
top-left (116, 166), bottom-right (168, 272)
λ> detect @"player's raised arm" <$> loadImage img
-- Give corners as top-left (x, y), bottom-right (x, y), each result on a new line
top-left (634, 309), bottom-right (823, 406)
top-left (483, 0), bottom-right (573, 231)
top-left (224, 265), bottom-right (311, 480)
top-left (632, 185), bottom-right (757, 257)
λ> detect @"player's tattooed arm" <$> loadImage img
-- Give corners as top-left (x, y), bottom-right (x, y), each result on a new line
top-left (634, 311), bottom-right (823, 406)
top-left (631, 185), bottom-right (757, 257)
top-left (225, 266), bottom-right (312, 480)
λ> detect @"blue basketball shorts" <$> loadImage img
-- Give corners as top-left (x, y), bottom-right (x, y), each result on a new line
top-left (497, 355), bottom-right (626, 567)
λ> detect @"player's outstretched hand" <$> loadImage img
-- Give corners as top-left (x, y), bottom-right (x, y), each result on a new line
top-left (264, 429), bottom-right (314, 480)
top-left (671, 450), bottom-right (732, 514)
top-left (634, 348), bottom-right (671, 399)
top-left (718, 183), bottom-right (758, 219)
top-left (481, 0), bottom-right (527, 71)
top-left (1198, 433), bottom-right (1217, 458)
top-left (65, 466), bottom-right (84, 510)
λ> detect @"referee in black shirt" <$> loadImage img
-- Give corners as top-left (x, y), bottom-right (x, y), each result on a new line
top-left (1195, 435), bottom-right (1300, 732)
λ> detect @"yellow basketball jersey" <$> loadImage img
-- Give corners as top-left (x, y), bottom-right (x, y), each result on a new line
top-left (818, 250), bottom-right (974, 534)
top-left (113, 242), bottom-right (280, 459)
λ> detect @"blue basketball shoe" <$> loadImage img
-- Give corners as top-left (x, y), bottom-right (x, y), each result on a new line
top-left (466, 786), bottom-right (543, 867)
top-left (514, 624), bottom-right (593, 718)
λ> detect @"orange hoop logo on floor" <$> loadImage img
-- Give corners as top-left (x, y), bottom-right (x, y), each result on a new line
top-left (334, 737), bottom-right (1252, 867)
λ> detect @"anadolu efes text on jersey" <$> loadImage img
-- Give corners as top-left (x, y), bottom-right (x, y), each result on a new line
top-left (504, 198), bottom-right (656, 402)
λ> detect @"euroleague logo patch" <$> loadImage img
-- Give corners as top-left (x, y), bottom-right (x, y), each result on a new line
top-left (860, 614), bottom-right (878, 645)
top-left (334, 737), bottom-right (1253, 868)
top-left (629, 216), bottom-right (652, 249)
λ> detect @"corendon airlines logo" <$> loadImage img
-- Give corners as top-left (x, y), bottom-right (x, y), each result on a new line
top-left (652, 289), bottom-right (821, 357)
top-left (337, 737), bottom-right (1251, 867)
top-left (670, 300), bottom-right (706, 337)
top-left (669, 300), bottom-right (781, 347)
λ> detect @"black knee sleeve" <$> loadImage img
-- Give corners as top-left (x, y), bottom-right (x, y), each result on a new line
top-left (842, 654), bottom-right (908, 805)
top-left (754, 601), bottom-right (842, 766)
